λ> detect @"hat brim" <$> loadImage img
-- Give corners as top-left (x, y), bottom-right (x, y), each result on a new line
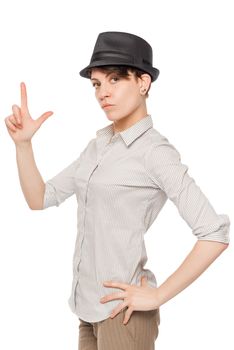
top-left (79, 61), bottom-right (160, 82)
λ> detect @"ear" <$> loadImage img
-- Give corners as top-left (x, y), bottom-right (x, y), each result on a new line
top-left (139, 73), bottom-right (151, 94)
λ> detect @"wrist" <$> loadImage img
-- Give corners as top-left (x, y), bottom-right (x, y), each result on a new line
top-left (154, 287), bottom-right (163, 308)
top-left (15, 140), bottom-right (32, 150)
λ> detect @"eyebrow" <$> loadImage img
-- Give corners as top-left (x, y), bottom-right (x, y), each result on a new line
top-left (90, 72), bottom-right (116, 81)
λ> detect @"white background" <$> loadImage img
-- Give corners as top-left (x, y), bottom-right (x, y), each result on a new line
top-left (0, 0), bottom-right (233, 349)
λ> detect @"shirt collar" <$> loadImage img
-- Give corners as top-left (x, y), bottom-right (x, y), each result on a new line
top-left (96, 114), bottom-right (153, 147)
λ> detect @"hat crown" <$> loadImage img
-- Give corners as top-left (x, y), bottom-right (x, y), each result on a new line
top-left (92, 31), bottom-right (153, 66)
top-left (79, 31), bottom-right (160, 82)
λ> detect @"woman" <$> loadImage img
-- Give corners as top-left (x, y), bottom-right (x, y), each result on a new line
top-left (5, 31), bottom-right (230, 350)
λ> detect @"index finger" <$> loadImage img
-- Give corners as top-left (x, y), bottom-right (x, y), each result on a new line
top-left (103, 281), bottom-right (129, 290)
top-left (20, 82), bottom-right (28, 111)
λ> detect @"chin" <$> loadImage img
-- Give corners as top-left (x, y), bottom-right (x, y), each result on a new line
top-left (105, 111), bottom-right (126, 120)
top-left (104, 113), bottom-right (119, 121)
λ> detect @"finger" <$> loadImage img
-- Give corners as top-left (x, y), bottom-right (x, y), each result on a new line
top-left (9, 114), bottom-right (22, 129)
top-left (35, 111), bottom-right (53, 127)
top-left (123, 307), bottom-right (133, 325)
top-left (110, 302), bottom-right (128, 319)
top-left (141, 275), bottom-right (148, 286)
top-left (100, 291), bottom-right (127, 303)
top-left (5, 116), bottom-right (17, 132)
top-left (12, 104), bottom-right (22, 125)
top-left (103, 281), bottom-right (129, 290)
top-left (9, 114), bottom-right (21, 128)
top-left (20, 82), bottom-right (29, 113)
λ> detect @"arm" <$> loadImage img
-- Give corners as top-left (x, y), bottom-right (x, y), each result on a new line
top-left (15, 138), bottom-right (91, 210)
top-left (16, 141), bottom-right (45, 210)
top-left (155, 240), bottom-right (228, 307)
top-left (144, 140), bottom-right (230, 244)
top-left (5, 82), bottom-right (92, 211)
top-left (4, 82), bottom-right (53, 210)
top-left (144, 139), bottom-right (230, 306)
top-left (42, 137), bottom-right (95, 209)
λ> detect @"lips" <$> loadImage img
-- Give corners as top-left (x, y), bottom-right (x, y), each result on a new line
top-left (102, 104), bottom-right (114, 108)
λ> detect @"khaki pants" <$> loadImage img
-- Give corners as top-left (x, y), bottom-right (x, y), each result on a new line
top-left (78, 307), bottom-right (160, 350)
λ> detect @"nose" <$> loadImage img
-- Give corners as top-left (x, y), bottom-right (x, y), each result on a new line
top-left (97, 83), bottom-right (111, 101)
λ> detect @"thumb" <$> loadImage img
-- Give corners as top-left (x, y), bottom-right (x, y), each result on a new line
top-left (141, 275), bottom-right (148, 286)
top-left (36, 111), bottom-right (54, 127)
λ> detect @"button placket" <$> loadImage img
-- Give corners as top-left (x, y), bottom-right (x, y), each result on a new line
top-left (74, 134), bottom-right (119, 311)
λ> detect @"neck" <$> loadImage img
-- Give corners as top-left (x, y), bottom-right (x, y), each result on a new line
top-left (113, 106), bottom-right (148, 134)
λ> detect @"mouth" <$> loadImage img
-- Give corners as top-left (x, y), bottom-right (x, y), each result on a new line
top-left (102, 104), bottom-right (114, 109)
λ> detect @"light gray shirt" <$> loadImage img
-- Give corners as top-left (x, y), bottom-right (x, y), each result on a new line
top-left (43, 114), bottom-right (230, 323)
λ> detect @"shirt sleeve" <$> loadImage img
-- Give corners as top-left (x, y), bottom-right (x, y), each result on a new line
top-left (43, 138), bottom-right (94, 209)
top-left (43, 158), bottom-right (80, 209)
top-left (144, 140), bottom-right (230, 244)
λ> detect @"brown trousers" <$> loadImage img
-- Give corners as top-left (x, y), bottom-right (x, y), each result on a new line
top-left (78, 307), bottom-right (160, 350)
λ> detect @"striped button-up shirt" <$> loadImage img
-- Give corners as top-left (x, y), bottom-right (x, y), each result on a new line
top-left (43, 114), bottom-right (230, 323)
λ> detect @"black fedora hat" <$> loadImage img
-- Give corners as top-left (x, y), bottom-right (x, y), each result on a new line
top-left (79, 31), bottom-right (160, 82)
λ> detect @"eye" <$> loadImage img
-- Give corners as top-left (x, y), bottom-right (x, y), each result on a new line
top-left (92, 76), bottom-right (119, 89)
top-left (92, 82), bottom-right (100, 88)
top-left (110, 76), bottom-right (119, 83)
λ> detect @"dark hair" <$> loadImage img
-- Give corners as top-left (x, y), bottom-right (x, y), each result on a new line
top-left (87, 65), bottom-right (152, 98)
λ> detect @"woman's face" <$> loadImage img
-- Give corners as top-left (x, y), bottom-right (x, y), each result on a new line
top-left (90, 68), bottom-right (147, 124)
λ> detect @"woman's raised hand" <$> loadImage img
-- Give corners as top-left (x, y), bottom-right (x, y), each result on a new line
top-left (4, 82), bottom-right (53, 145)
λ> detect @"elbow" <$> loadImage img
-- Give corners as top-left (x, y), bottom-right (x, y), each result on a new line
top-left (215, 241), bottom-right (229, 253)
top-left (197, 237), bottom-right (230, 250)
top-left (195, 239), bottom-right (229, 261)
top-left (29, 205), bottom-right (43, 210)
top-left (196, 238), bottom-right (230, 255)
top-left (217, 241), bottom-right (229, 256)
top-left (28, 199), bottom-right (45, 210)
top-left (220, 242), bottom-right (229, 250)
